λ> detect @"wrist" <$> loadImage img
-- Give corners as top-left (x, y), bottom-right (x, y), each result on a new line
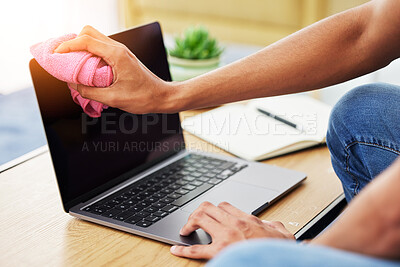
top-left (161, 80), bottom-right (191, 113)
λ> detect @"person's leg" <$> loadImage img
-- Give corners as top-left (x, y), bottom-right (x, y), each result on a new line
top-left (207, 240), bottom-right (399, 267)
top-left (326, 83), bottom-right (400, 202)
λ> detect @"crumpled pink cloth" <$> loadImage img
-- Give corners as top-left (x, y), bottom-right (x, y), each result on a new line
top-left (30, 33), bottom-right (113, 117)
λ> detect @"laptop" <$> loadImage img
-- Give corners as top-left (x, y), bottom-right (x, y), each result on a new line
top-left (29, 22), bottom-right (306, 245)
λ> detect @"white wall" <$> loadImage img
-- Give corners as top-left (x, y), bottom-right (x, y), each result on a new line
top-left (0, 0), bottom-right (122, 95)
top-left (320, 59), bottom-right (400, 106)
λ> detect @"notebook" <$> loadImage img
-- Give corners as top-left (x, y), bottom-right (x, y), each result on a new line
top-left (181, 95), bottom-right (332, 161)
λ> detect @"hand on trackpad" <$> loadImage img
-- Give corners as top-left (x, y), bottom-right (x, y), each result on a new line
top-left (181, 181), bottom-right (279, 214)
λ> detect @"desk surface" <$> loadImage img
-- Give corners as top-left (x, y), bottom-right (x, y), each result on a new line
top-left (0, 109), bottom-right (343, 267)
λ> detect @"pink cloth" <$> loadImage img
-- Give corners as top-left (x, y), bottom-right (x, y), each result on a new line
top-left (30, 34), bottom-right (113, 117)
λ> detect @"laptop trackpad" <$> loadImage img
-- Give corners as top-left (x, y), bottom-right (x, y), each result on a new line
top-left (181, 181), bottom-right (279, 214)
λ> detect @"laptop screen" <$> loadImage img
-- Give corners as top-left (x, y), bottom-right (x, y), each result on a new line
top-left (29, 23), bottom-right (185, 212)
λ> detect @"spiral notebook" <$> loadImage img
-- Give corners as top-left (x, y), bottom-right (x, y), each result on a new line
top-left (181, 95), bottom-right (332, 161)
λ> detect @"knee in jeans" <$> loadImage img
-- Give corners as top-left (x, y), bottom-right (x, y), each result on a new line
top-left (326, 83), bottom-right (391, 154)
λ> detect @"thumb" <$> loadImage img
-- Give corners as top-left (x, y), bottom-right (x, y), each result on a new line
top-left (68, 83), bottom-right (113, 106)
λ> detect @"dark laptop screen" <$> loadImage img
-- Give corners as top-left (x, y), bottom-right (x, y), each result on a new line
top-left (29, 22), bottom-right (185, 212)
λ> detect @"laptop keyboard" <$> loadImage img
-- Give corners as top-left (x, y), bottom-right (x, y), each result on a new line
top-left (82, 154), bottom-right (247, 228)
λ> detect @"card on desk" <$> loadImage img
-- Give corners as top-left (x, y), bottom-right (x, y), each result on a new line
top-left (182, 95), bottom-right (332, 161)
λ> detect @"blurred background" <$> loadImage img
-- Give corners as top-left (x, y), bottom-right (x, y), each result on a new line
top-left (1, 0), bottom-right (399, 167)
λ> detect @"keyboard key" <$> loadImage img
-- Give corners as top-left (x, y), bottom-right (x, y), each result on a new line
top-left (114, 211), bottom-right (136, 221)
top-left (231, 163), bottom-right (248, 172)
top-left (219, 162), bottom-right (236, 169)
top-left (175, 188), bottom-right (189, 195)
top-left (169, 184), bottom-right (181, 190)
top-left (109, 199), bottom-right (122, 205)
top-left (137, 202), bottom-right (149, 208)
top-left (182, 176), bottom-right (195, 182)
top-left (141, 191), bottom-right (151, 197)
top-left (153, 211), bottom-right (168, 217)
top-left (191, 172), bottom-right (202, 178)
top-left (143, 206), bottom-right (158, 213)
top-left (210, 160), bottom-right (224, 166)
top-left (122, 192), bottom-right (134, 198)
top-left (161, 205), bottom-right (178, 213)
top-left (190, 181), bottom-right (203, 187)
top-left (160, 197), bottom-right (174, 204)
top-left (165, 178), bottom-right (176, 184)
top-left (83, 206), bottom-right (92, 212)
top-left (208, 178), bottom-right (222, 185)
top-left (137, 211), bottom-right (150, 218)
top-left (168, 193), bottom-right (182, 199)
top-left (136, 185), bottom-right (149, 191)
top-left (205, 173), bottom-right (216, 178)
top-left (146, 197), bottom-right (159, 203)
top-left (92, 206), bottom-right (108, 214)
top-left (198, 177), bottom-right (210, 182)
top-left (124, 215), bottom-right (142, 224)
top-left (152, 202), bottom-right (167, 209)
top-left (115, 195), bottom-right (129, 201)
top-left (161, 188), bottom-right (174, 194)
top-left (129, 205), bottom-right (143, 212)
top-left (175, 179), bottom-right (188, 186)
top-left (141, 200), bottom-right (154, 206)
top-left (115, 204), bottom-right (132, 210)
top-left (193, 163), bottom-right (203, 168)
top-left (145, 215), bottom-right (161, 222)
top-left (153, 192), bottom-right (166, 198)
top-left (172, 184), bottom-right (213, 207)
top-left (149, 178), bottom-right (160, 183)
top-left (124, 199), bottom-right (136, 205)
top-left (136, 221), bottom-right (153, 228)
top-left (211, 168), bottom-right (223, 174)
top-left (185, 167), bottom-right (196, 172)
top-left (198, 168), bottom-right (208, 173)
top-left (101, 208), bottom-right (122, 218)
top-left (158, 182), bottom-right (170, 187)
top-left (182, 184), bottom-right (196, 191)
top-left (133, 194), bottom-right (146, 201)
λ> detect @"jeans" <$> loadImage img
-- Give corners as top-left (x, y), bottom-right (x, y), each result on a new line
top-left (327, 83), bottom-right (400, 202)
top-left (207, 83), bottom-right (400, 266)
top-left (207, 240), bottom-right (400, 267)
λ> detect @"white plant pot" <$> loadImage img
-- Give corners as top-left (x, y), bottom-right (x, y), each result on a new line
top-left (168, 56), bottom-right (221, 81)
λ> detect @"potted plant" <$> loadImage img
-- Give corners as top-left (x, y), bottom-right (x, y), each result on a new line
top-left (168, 26), bottom-right (224, 81)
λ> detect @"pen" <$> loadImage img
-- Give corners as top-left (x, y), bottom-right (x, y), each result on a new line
top-left (256, 107), bottom-right (302, 131)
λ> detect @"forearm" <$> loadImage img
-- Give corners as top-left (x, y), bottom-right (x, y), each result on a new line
top-left (311, 158), bottom-right (400, 259)
top-left (169, 0), bottom-right (398, 111)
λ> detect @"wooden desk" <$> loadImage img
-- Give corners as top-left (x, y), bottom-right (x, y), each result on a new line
top-left (0, 109), bottom-right (343, 266)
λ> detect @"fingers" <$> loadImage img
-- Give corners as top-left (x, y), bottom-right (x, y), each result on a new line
top-left (54, 35), bottom-right (118, 64)
top-left (77, 25), bottom-right (111, 42)
top-left (262, 220), bottom-right (295, 239)
top-left (180, 202), bottom-right (234, 236)
top-left (170, 244), bottom-right (215, 259)
top-left (180, 209), bottom-right (223, 237)
top-left (217, 201), bottom-right (250, 218)
top-left (68, 83), bottom-right (115, 106)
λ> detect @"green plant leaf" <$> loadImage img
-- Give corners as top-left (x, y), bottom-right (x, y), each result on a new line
top-left (168, 25), bottom-right (223, 60)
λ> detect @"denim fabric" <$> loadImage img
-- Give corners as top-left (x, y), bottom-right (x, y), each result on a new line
top-left (207, 240), bottom-right (400, 267)
top-left (207, 83), bottom-right (400, 266)
top-left (326, 83), bottom-right (400, 202)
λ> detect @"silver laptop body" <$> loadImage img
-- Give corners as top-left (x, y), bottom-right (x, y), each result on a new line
top-left (30, 22), bottom-right (306, 245)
